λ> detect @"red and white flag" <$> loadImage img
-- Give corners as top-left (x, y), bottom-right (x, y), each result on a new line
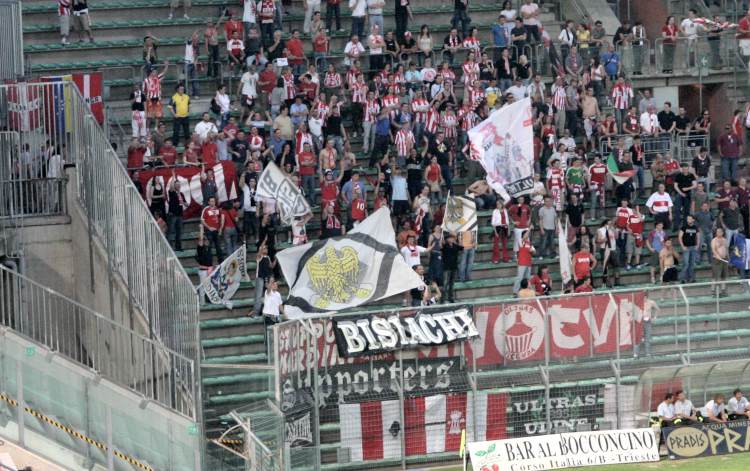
top-left (72, 72), bottom-right (104, 124)
top-left (6, 80), bottom-right (42, 132)
top-left (339, 392), bottom-right (508, 462)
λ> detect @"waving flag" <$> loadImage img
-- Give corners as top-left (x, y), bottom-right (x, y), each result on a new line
top-left (277, 207), bottom-right (424, 318)
top-left (730, 233), bottom-right (747, 271)
top-left (468, 98), bottom-right (535, 201)
top-left (256, 161), bottom-right (311, 226)
top-left (5, 80), bottom-right (42, 132)
top-left (607, 154), bottom-right (636, 184)
top-left (201, 245), bottom-right (250, 307)
top-left (72, 72), bottom-right (104, 124)
top-left (443, 192), bottom-right (477, 235)
top-left (558, 221), bottom-right (572, 285)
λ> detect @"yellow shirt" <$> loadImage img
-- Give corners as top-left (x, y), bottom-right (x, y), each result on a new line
top-left (171, 93), bottom-right (190, 118)
top-left (577, 30), bottom-right (591, 48)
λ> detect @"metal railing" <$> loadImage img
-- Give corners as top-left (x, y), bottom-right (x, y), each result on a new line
top-left (0, 264), bottom-right (196, 418)
top-left (271, 279), bottom-right (750, 470)
top-left (654, 32), bottom-right (738, 75)
top-left (599, 132), bottom-right (674, 165)
top-left (0, 0), bottom-right (23, 80)
top-left (0, 81), bottom-right (201, 417)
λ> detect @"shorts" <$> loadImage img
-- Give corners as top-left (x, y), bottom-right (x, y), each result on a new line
top-left (626, 233), bottom-right (642, 256)
top-left (146, 99), bottom-right (163, 118)
top-left (662, 266), bottom-right (679, 283)
top-left (650, 250), bottom-right (660, 268)
top-left (171, 0), bottom-right (192, 8)
top-left (60, 15), bottom-right (70, 36)
top-left (73, 13), bottom-right (91, 31)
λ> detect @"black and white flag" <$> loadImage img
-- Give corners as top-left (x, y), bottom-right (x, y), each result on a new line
top-left (256, 161), bottom-right (312, 225)
top-left (276, 208), bottom-right (424, 318)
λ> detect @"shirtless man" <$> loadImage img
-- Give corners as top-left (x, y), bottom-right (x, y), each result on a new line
top-left (711, 227), bottom-right (729, 297)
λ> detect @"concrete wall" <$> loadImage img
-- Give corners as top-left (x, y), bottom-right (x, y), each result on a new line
top-left (630, 0), bottom-right (670, 45)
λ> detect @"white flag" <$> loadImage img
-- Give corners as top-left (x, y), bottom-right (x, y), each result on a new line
top-left (201, 245), bottom-right (251, 307)
top-left (443, 192), bottom-right (477, 235)
top-left (558, 220), bottom-right (572, 286)
top-left (468, 97), bottom-right (535, 202)
top-left (256, 161), bottom-right (312, 225)
top-left (276, 207), bottom-right (425, 318)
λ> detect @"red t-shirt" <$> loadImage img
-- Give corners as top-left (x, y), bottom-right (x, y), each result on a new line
top-left (127, 147), bottom-right (145, 169)
top-left (201, 142), bottom-right (218, 167)
top-left (573, 251), bottom-right (593, 281)
top-left (202, 206), bottom-right (221, 230)
top-left (518, 241), bottom-right (533, 266)
top-left (529, 274), bottom-right (551, 295)
top-left (615, 207), bottom-right (632, 229)
top-left (286, 38), bottom-right (305, 65)
top-left (313, 35), bottom-right (328, 53)
top-left (374, 195), bottom-right (388, 210)
top-left (320, 180), bottom-right (339, 203)
top-left (575, 284), bottom-right (593, 293)
top-left (160, 145), bottom-right (177, 166)
top-left (298, 151), bottom-right (317, 176)
top-left (351, 198), bottom-right (366, 221)
top-left (739, 17), bottom-right (750, 39)
top-left (509, 204), bottom-right (531, 229)
top-left (299, 82), bottom-right (318, 101)
top-left (224, 20), bottom-right (243, 40)
top-left (222, 208), bottom-right (237, 229)
top-left (259, 69), bottom-right (277, 94)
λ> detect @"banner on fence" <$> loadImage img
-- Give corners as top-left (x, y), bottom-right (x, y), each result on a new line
top-left (467, 428), bottom-right (659, 470)
top-left (332, 308), bottom-right (478, 357)
top-left (5, 80), bottom-right (42, 132)
top-left (256, 161), bottom-right (311, 226)
top-left (40, 76), bottom-right (74, 137)
top-left (468, 97), bottom-right (534, 201)
top-left (72, 72), bottom-right (104, 124)
top-left (509, 385), bottom-right (604, 437)
top-left (664, 419), bottom-right (750, 459)
top-left (468, 293), bottom-right (644, 365)
top-left (340, 391), bottom-right (509, 462)
top-left (284, 410), bottom-right (313, 448)
top-left (200, 245), bottom-right (250, 307)
top-left (137, 161), bottom-right (238, 218)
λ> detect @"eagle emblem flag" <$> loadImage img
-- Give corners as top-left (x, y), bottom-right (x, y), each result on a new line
top-left (256, 161), bottom-right (312, 226)
top-left (443, 192), bottom-right (477, 235)
top-left (277, 207), bottom-right (425, 318)
top-left (468, 97), bottom-right (535, 202)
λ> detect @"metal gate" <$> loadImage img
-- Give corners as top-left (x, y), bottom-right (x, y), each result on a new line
top-left (0, 0), bottom-right (24, 80)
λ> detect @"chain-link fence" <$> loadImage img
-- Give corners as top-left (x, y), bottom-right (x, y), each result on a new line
top-left (268, 279), bottom-right (750, 469)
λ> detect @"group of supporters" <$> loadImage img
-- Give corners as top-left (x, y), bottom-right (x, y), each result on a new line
top-left (114, 1), bottom-right (750, 316)
top-left (658, 389), bottom-right (750, 426)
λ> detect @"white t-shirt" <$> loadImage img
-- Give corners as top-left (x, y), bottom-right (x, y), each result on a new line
top-left (243, 0), bottom-right (257, 23)
top-left (728, 396), bottom-right (749, 414)
top-left (262, 290), bottom-right (283, 317)
top-left (640, 112), bottom-right (660, 133)
top-left (657, 401), bottom-right (675, 419)
top-left (241, 71), bottom-right (259, 97)
top-left (215, 92), bottom-right (231, 113)
top-left (195, 121), bottom-right (219, 140)
top-left (674, 399), bottom-right (694, 417)
top-left (520, 3), bottom-right (540, 26)
top-left (344, 41), bottom-right (365, 65)
top-left (506, 84), bottom-right (526, 101)
top-left (646, 192), bottom-right (673, 213)
top-left (308, 116), bottom-right (323, 137)
top-left (701, 400), bottom-right (725, 418)
top-left (680, 18), bottom-right (699, 39)
top-left (401, 244), bottom-right (427, 267)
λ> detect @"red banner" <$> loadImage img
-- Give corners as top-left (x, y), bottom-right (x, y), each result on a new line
top-left (467, 293), bottom-right (644, 366)
top-left (5, 80), bottom-right (42, 132)
top-left (73, 72), bottom-right (104, 124)
top-left (137, 162), bottom-right (238, 218)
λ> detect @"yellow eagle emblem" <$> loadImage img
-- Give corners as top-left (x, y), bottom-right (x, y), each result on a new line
top-left (305, 246), bottom-right (372, 309)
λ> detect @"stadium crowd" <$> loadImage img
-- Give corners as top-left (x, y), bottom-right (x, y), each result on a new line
top-left (116, 1), bottom-right (750, 315)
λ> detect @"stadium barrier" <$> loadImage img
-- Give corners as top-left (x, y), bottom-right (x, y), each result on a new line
top-left (270, 280), bottom-right (750, 470)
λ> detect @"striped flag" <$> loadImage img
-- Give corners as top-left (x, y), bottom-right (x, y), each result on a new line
top-left (339, 392), bottom-right (508, 462)
top-left (72, 72), bottom-right (104, 124)
top-left (40, 75), bottom-right (73, 138)
top-left (5, 80), bottom-right (42, 132)
top-left (558, 220), bottom-right (572, 285)
top-left (607, 154), bottom-right (636, 185)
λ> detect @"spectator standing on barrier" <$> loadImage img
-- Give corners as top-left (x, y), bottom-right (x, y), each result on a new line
top-left (367, 0), bottom-right (385, 35)
top-left (680, 9), bottom-right (701, 68)
top-left (325, 0), bottom-right (342, 33)
top-left (718, 124), bottom-right (742, 182)
top-left (262, 278), bottom-right (284, 323)
top-left (251, 241), bottom-right (276, 317)
top-left (701, 394), bottom-right (729, 423)
top-left (349, 0), bottom-right (367, 40)
top-left (167, 177), bottom-right (187, 252)
top-left (169, 0), bottom-right (191, 19)
top-left (195, 236), bottom-right (214, 303)
top-left (728, 389), bottom-right (750, 420)
top-left (130, 84), bottom-right (148, 139)
top-left (647, 221), bottom-right (665, 283)
top-left (634, 291), bottom-right (658, 358)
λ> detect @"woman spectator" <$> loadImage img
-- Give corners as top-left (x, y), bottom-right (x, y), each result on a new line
top-left (463, 27), bottom-right (482, 57)
top-left (214, 84), bottom-right (232, 129)
top-left (424, 155), bottom-right (444, 205)
top-left (492, 199), bottom-right (511, 263)
top-left (479, 52), bottom-right (496, 85)
top-left (146, 177), bottom-right (166, 216)
top-left (323, 63), bottom-right (343, 97)
top-left (576, 23), bottom-right (591, 62)
top-left (418, 25), bottom-right (434, 66)
top-left (499, 0), bottom-right (516, 21)
top-left (662, 16), bottom-right (678, 73)
top-left (588, 57), bottom-right (606, 100)
top-left (427, 224), bottom-right (444, 286)
top-left (516, 54), bottom-right (532, 86)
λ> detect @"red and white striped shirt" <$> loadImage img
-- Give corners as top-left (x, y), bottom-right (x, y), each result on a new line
top-left (547, 167), bottom-right (565, 189)
top-left (588, 163), bottom-right (607, 186)
top-left (58, 0), bottom-right (72, 16)
top-left (425, 108), bottom-right (440, 134)
top-left (282, 73), bottom-right (296, 100)
top-left (323, 72), bottom-right (342, 88)
top-left (346, 68), bottom-right (360, 89)
top-left (295, 130), bottom-right (313, 155)
top-left (611, 84), bottom-right (633, 110)
top-left (364, 99), bottom-right (381, 122)
top-left (351, 82), bottom-right (368, 103)
top-left (382, 94), bottom-right (400, 119)
top-left (143, 74), bottom-right (164, 100)
top-left (463, 37), bottom-right (481, 55)
top-left (468, 86), bottom-right (485, 108)
top-left (394, 129), bottom-right (415, 156)
top-left (552, 85), bottom-right (567, 110)
top-left (411, 98), bottom-right (430, 124)
top-left (458, 107), bottom-right (477, 131)
top-left (440, 113), bottom-right (458, 139)
top-left (439, 69), bottom-right (455, 86)
top-left (462, 61), bottom-right (479, 86)
top-left (314, 102), bottom-right (330, 121)
top-left (390, 72), bottom-right (405, 95)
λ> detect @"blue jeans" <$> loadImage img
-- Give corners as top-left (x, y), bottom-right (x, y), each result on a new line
top-left (458, 248), bottom-right (475, 282)
top-left (722, 157), bottom-right (738, 182)
top-left (540, 229), bottom-right (555, 258)
top-left (451, 9), bottom-right (471, 37)
top-left (302, 175), bottom-right (317, 204)
top-left (513, 265), bottom-right (532, 294)
top-left (351, 16), bottom-right (365, 39)
top-left (224, 227), bottom-right (238, 255)
top-left (680, 246), bottom-right (698, 282)
top-left (673, 194), bottom-right (691, 231)
top-left (185, 63), bottom-right (199, 97)
top-left (633, 320), bottom-right (652, 357)
top-left (634, 165), bottom-right (644, 197)
top-left (369, 14), bottom-right (383, 36)
top-left (440, 164), bottom-right (453, 192)
top-left (167, 214), bottom-right (183, 251)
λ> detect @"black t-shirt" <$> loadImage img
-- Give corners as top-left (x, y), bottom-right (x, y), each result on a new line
top-left (629, 144), bottom-right (644, 166)
top-left (395, 0), bottom-right (409, 14)
top-left (681, 223), bottom-right (698, 247)
top-left (130, 91), bottom-right (145, 111)
top-left (454, 0), bottom-right (467, 10)
top-left (511, 27), bottom-right (527, 46)
top-left (675, 114), bottom-right (691, 132)
top-left (613, 26), bottom-right (629, 45)
top-left (692, 155), bottom-right (711, 177)
top-left (565, 203), bottom-right (584, 227)
top-left (399, 37), bottom-right (416, 50)
top-left (325, 115), bottom-right (343, 137)
top-left (268, 39), bottom-right (286, 61)
top-left (385, 38), bottom-right (399, 55)
top-left (675, 172), bottom-right (696, 193)
top-left (257, 256), bottom-right (274, 281)
top-left (658, 110), bottom-right (676, 131)
top-left (429, 139), bottom-right (450, 165)
top-left (442, 243), bottom-right (463, 270)
top-left (406, 155), bottom-right (423, 181)
top-left (230, 139), bottom-right (249, 163)
top-left (495, 58), bottom-right (515, 79)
